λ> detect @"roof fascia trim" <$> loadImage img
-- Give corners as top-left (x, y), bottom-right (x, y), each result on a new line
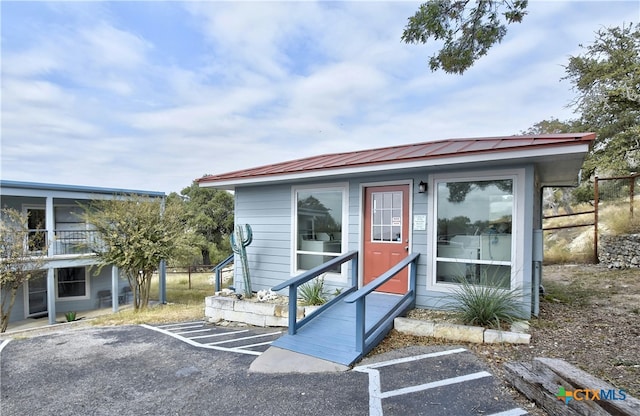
top-left (199, 143), bottom-right (590, 190)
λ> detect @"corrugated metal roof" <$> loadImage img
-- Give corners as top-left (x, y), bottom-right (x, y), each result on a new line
top-left (198, 133), bottom-right (596, 185)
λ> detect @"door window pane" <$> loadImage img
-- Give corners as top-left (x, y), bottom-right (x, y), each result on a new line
top-left (435, 179), bottom-right (513, 288)
top-left (371, 191), bottom-right (403, 242)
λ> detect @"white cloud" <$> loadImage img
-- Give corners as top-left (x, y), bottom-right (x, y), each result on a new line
top-left (2, 1), bottom-right (638, 193)
top-left (79, 23), bottom-right (151, 70)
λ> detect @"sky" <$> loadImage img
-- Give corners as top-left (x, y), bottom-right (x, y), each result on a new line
top-left (1, 1), bottom-right (638, 195)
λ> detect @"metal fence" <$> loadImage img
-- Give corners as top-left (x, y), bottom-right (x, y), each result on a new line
top-left (543, 173), bottom-right (639, 263)
top-left (595, 173), bottom-right (639, 218)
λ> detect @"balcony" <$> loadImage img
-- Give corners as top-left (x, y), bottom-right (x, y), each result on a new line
top-left (52, 230), bottom-right (100, 256)
top-left (25, 229), bottom-right (101, 257)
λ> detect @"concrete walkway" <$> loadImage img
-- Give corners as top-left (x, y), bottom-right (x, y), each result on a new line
top-left (0, 306), bottom-right (127, 338)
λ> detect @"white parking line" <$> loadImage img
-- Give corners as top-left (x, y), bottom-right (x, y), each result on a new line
top-left (141, 324), bottom-right (262, 356)
top-left (355, 348), bottom-right (467, 370)
top-left (353, 348), bottom-right (526, 416)
top-left (230, 340), bottom-right (274, 350)
top-left (488, 408), bottom-right (529, 416)
top-left (0, 339), bottom-right (11, 354)
top-left (380, 371), bottom-right (491, 399)
top-left (0, 339), bottom-right (10, 406)
top-left (205, 331), bottom-right (282, 345)
top-left (188, 330), bottom-right (249, 340)
top-left (157, 321), bottom-right (204, 328)
top-left (175, 328), bottom-right (213, 335)
top-left (161, 324), bottom-right (204, 331)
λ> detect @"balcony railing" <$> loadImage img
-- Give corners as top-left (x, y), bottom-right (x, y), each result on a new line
top-left (52, 230), bottom-right (100, 256)
top-left (3, 230), bottom-right (100, 258)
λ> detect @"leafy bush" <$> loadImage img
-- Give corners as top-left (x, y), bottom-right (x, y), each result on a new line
top-left (298, 275), bottom-right (329, 306)
top-left (446, 275), bottom-right (523, 329)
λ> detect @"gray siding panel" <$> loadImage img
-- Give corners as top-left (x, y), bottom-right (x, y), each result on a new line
top-left (233, 185), bottom-right (293, 293)
top-left (230, 166), bottom-right (535, 317)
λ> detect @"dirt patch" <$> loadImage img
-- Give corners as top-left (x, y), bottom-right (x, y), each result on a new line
top-left (371, 264), bottom-right (640, 415)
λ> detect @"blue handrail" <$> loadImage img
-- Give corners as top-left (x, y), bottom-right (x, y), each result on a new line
top-left (212, 253), bottom-right (234, 292)
top-left (344, 252), bottom-right (420, 353)
top-left (272, 250), bottom-right (359, 335)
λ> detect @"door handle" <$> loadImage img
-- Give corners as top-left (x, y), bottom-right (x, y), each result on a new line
top-left (404, 246), bottom-right (409, 251)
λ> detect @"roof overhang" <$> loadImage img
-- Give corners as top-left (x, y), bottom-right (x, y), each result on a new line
top-left (0, 180), bottom-right (165, 199)
top-left (199, 137), bottom-right (593, 191)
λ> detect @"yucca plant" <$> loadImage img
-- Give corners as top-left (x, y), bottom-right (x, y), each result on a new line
top-left (64, 311), bottom-right (77, 322)
top-left (298, 275), bottom-right (329, 306)
top-left (446, 272), bottom-right (523, 329)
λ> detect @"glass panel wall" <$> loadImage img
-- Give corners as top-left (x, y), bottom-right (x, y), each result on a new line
top-left (295, 188), bottom-right (344, 273)
top-left (435, 179), bottom-right (513, 288)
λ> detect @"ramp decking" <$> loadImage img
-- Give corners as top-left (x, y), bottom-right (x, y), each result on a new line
top-left (271, 292), bottom-right (406, 366)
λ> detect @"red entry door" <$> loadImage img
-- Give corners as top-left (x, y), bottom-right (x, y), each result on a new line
top-left (363, 185), bottom-right (410, 294)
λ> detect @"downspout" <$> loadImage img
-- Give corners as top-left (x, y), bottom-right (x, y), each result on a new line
top-left (532, 229), bottom-right (543, 317)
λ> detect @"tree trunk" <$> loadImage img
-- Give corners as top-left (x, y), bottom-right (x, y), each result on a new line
top-left (202, 249), bottom-right (211, 266)
top-left (0, 286), bottom-right (20, 333)
top-left (139, 271), bottom-right (152, 309)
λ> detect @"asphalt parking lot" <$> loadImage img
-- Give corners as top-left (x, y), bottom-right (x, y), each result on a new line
top-left (0, 323), bottom-right (528, 416)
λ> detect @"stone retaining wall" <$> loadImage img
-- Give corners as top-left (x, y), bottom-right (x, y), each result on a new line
top-left (394, 317), bottom-right (531, 344)
top-left (598, 234), bottom-right (640, 268)
top-left (205, 296), bottom-right (309, 327)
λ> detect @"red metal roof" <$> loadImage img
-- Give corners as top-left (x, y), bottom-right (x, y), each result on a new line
top-left (198, 133), bottom-right (595, 185)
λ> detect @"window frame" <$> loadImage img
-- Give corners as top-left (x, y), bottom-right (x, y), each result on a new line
top-left (55, 266), bottom-right (90, 301)
top-left (291, 183), bottom-right (348, 281)
top-left (22, 204), bottom-right (47, 253)
top-left (427, 169), bottom-right (525, 293)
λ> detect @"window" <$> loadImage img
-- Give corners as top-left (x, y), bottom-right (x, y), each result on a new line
top-left (25, 206), bottom-right (46, 252)
top-left (57, 267), bottom-right (88, 298)
top-left (294, 185), bottom-right (346, 274)
top-left (434, 177), bottom-right (514, 289)
top-left (55, 206), bottom-right (89, 255)
top-left (371, 191), bottom-right (403, 242)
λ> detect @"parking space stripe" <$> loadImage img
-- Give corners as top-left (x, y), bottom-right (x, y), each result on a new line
top-left (231, 341), bottom-right (274, 349)
top-left (161, 324), bottom-right (204, 331)
top-left (379, 371), bottom-right (492, 399)
top-left (188, 330), bottom-right (249, 340)
top-left (205, 331), bottom-right (282, 345)
top-left (157, 321), bottom-right (204, 328)
top-left (0, 339), bottom-right (10, 354)
top-left (488, 409), bottom-right (528, 416)
top-left (353, 348), bottom-right (527, 416)
top-left (354, 348), bottom-right (467, 371)
top-left (175, 328), bottom-right (213, 335)
top-left (141, 324), bottom-right (262, 356)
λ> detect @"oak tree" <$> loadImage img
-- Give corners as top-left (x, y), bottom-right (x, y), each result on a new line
top-left (82, 195), bottom-right (191, 310)
top-left (565, 23), bottom-right (640, 178)
top-left (0, 208), bottom-right (47, 332)
top-left (402, 0), bottom-right (528, 74)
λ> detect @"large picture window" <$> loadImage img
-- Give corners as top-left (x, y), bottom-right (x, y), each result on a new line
top-left (57, 267), bottom-right (88, 298)
top-left (294, 186), bottom-right (346, 274)
top-left (434, 177), bottom-right (514, 289)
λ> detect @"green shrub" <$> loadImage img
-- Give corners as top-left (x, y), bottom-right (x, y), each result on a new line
top-left (65, 311), bottom-right (77, 322)
top-left (446, 275), bottom-right (523, 329)
top-left (298, 275), bottom-right (329, 306)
